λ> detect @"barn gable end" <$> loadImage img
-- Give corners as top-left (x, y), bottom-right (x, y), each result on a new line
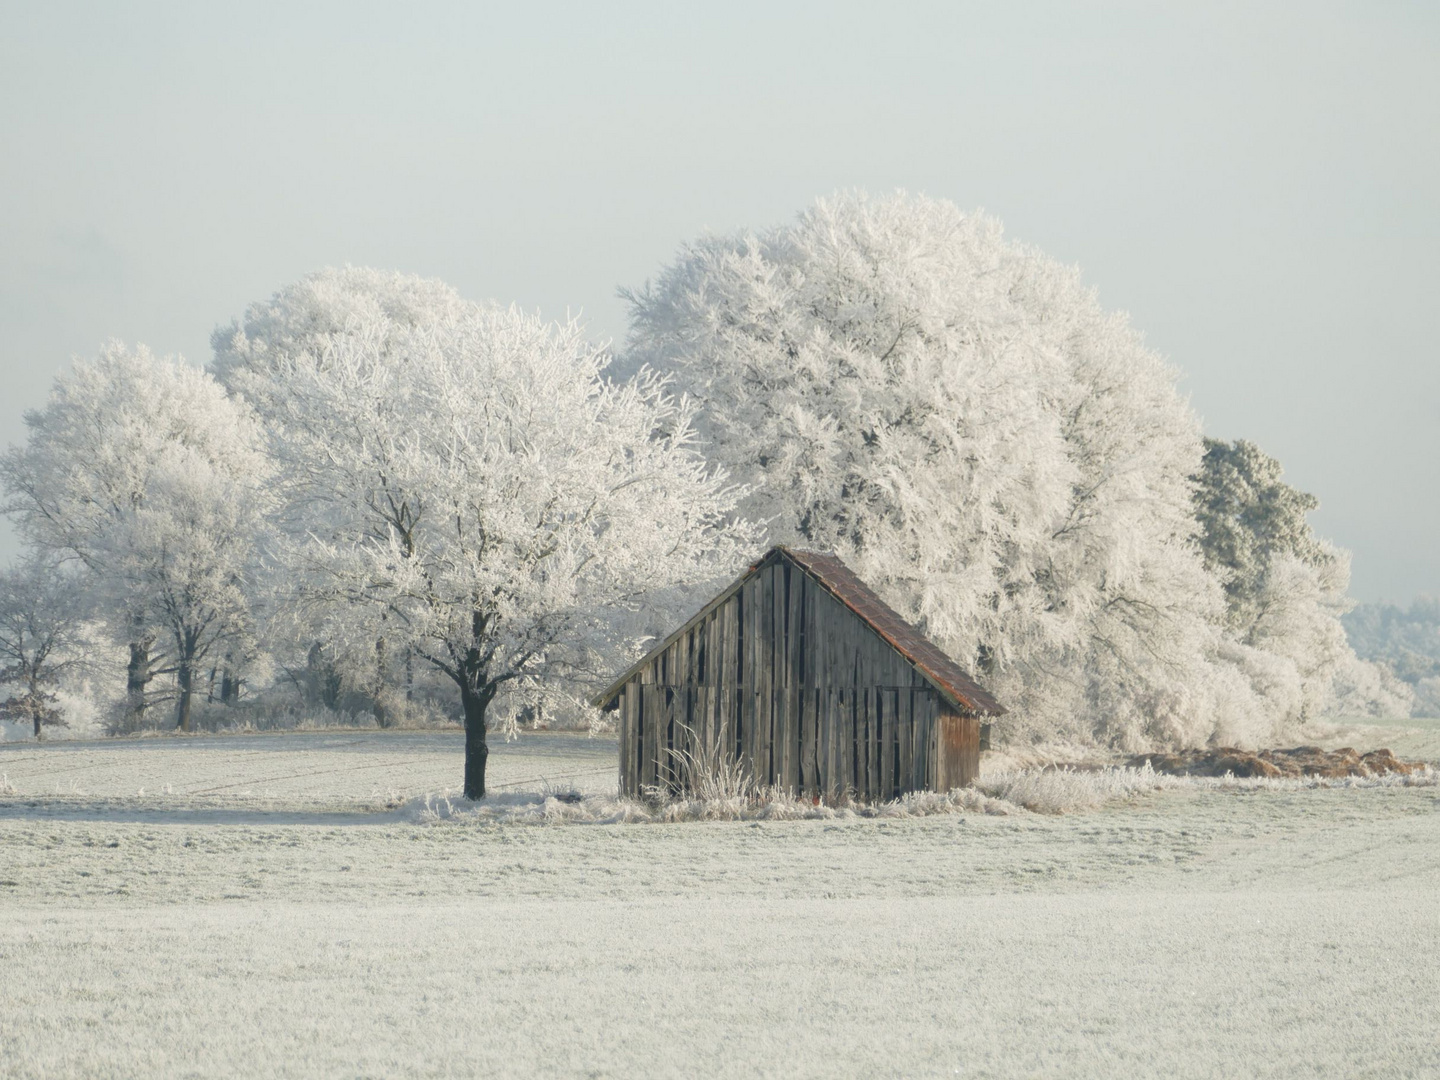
top-left (595, 547), bottom-right (1004, 800)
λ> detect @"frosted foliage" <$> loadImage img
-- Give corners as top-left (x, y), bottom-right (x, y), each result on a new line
top-left (1194, 438), bottom-right (1329, 629)
top-left (221, 277), bottom-right (759, 732)
top-left (0, 560), bottom-right (89, 735)
top-left (1191, 437), bottom-right (1405, 720)
top-left (1415, 677), bottom-right (1440, 718)
top-left (210, 267), bottom-right (472, 394)
top-left (624, 192), bottom-right (1386, 749)
top-left (1344, 596), bottom-right (1440, 682)
top-left (1245, 552), bottom-right (1413, 720)
top-left (0, 345), bottom-right (274, 724)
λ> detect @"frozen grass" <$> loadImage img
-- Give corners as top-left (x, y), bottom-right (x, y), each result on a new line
top-left (1301, 714), bottom-right (1440, 762)
top-left (413, 783), bottom-right (1016, 826)
top-left (2, 726), bottom-right (1439, 1078)
top-left (982, 760), bottom-right (1437, 814)
top-left (0, 729), bottom-right (618, 814)
top-left (411, 761), bottom-right (1436, 826)
top-left (0, 727), bottom-right (1431, 828)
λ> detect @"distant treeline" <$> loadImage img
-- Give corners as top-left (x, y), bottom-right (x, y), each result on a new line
top-left (1345, 599), bottom-right (1440, 713)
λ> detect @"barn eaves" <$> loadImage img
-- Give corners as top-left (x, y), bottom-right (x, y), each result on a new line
top-left (594, 546), bottom-right (1004, 717)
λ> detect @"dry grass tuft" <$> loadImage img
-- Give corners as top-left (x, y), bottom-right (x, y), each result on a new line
top-left (1129, 745), bottom-right (1427, 780)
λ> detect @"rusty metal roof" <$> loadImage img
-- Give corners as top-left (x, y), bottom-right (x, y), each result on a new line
top-left (594, 546), bottom-right (1005, 717)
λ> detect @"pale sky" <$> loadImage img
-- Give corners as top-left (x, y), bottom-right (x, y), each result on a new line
top-left (2, 0), bottom-right (1436, 601)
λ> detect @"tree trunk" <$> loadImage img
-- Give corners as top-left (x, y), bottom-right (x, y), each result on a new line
top-left (461, 685), bottom-right (490, 800)
top-left (374, 636), bottom-right (390, 728)
top-left (221, 665), bottom-right (238, 705)
top-left (175, 660), bottom-right (195, 733)
top-left (306, 642), bottom-right (341, 709)
top-left (125, 638), bottom-right (150, 731)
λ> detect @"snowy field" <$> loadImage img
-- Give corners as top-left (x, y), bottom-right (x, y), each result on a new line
top-left (2, 724), bottom-right (1439, 1079)
top-left (0, 729), bottom-right (619, 814)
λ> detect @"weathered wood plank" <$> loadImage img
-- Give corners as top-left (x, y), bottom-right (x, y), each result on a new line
top-left (855, 685), bottom-right (867, 800)
top-left (702, 616), bottom-right (714, 754)
top-left (810, 588), bottom-right (826, 793)
top-left (858, 685), bottom-right (869, 799)
top-left (642, 684), bottom-right (654, 793)
top-left (858, 688), bottom-right (869, 800)
top-left (877, 687), bottom-right (887, 800)
top-left (726, 599), bottom-right (736, 758)
top-left (781, 565), bottom-right (801, 791)
top-left (880, 688), bottom-right (896, 800)
top-left (621, 683), bottom-right (637, 796)
top-left (897, 687), bottom-right (913, 793)
top-left (776, 563), bottom-right (790, 789)
top-left (615, 685), bottom-right (625, 795)
top-left (834, 598), bottom-right (844, 791)
top-left (681, 683), bottom-right (695, 784)
top-left (750, 576), bottom-right (762, 778)
top-left (800, 685), bottom-right (815, 796)
top-left (935, 712), bottom-right (980, 790)
top-left (655, 687), bottom-right (671, 794)
top-left (911, 691), bottom-right (925, 791)
top-left (759, 568), bottom-right (773, 783)
top-left (914, 690), bottom-right (929, 792)
top-left (715, 604), bottom-right (728, 760)
top-left (768, 563), bottom-right (784, 786)
top-left (738, 580), bottom-right (753, 779)
top-left (822, 686), bottom-right (832, 797)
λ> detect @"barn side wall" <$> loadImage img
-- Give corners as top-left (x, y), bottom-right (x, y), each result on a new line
top-left (617, 558), bottom-right (979, 800)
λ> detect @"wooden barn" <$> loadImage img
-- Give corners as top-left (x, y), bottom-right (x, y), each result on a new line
top-left (594, 546), bottom-right (1005, 800)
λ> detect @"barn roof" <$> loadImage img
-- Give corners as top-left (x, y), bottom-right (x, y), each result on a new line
top-left (593, 546), bottom-right (1005, 717)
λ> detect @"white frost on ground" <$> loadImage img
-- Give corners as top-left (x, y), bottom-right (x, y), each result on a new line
top-left (0, 729), bottom-right (617, 813)
top-left (1, 724), bottom-right (1438, 1079)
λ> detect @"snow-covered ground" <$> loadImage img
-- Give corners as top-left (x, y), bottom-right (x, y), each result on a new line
top-left (0, 729), bottom-right (617, 812)
top-left (2, 723), bottom-right (1438, 1078)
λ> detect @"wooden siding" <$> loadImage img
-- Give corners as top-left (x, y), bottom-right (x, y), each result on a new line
top-left (935, 714), bottom-right (981, 792)
top-left (617, 558), bottom-right (981, 800)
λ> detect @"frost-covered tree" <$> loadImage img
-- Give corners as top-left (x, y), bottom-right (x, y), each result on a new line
top-left (1193, 438), bottom-right (1410, 720)
top-left (212, 268), bottom-right (477, 721)
top-left (1345, 596), bottom-right (1440, 685)
top-left (1194, 438), bottom-right (1332, 630)
top-left (625, 191), bottom-right (1371, 749)
top-left (1, 344), bottom-right (274, 731)
top-left (220, 275), bottom-right (758, 796)
top-left (0, 559), bottom-right (90, 738)
top-left (210, 266), bottom-right (471, 393)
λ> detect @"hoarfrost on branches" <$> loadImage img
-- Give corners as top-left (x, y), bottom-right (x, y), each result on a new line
top-left (0, 222), bottom-right (1400, 753)
top-left (623, 191), bottom-right (1403, 748)
top-left (1195, 439), bottom-right (1412, 720)
top-left (0, 558), bottom-right (91, 738)
top-left (0, 344), bottom-right (274, 731)
top-left (1344, 595), bottom-right (1440, 715)
top-left (220, 270), bottom-right (760, 796)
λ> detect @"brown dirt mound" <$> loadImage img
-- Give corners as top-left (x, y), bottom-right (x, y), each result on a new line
top-left (1126, 745), bottom-right (1426, 780)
